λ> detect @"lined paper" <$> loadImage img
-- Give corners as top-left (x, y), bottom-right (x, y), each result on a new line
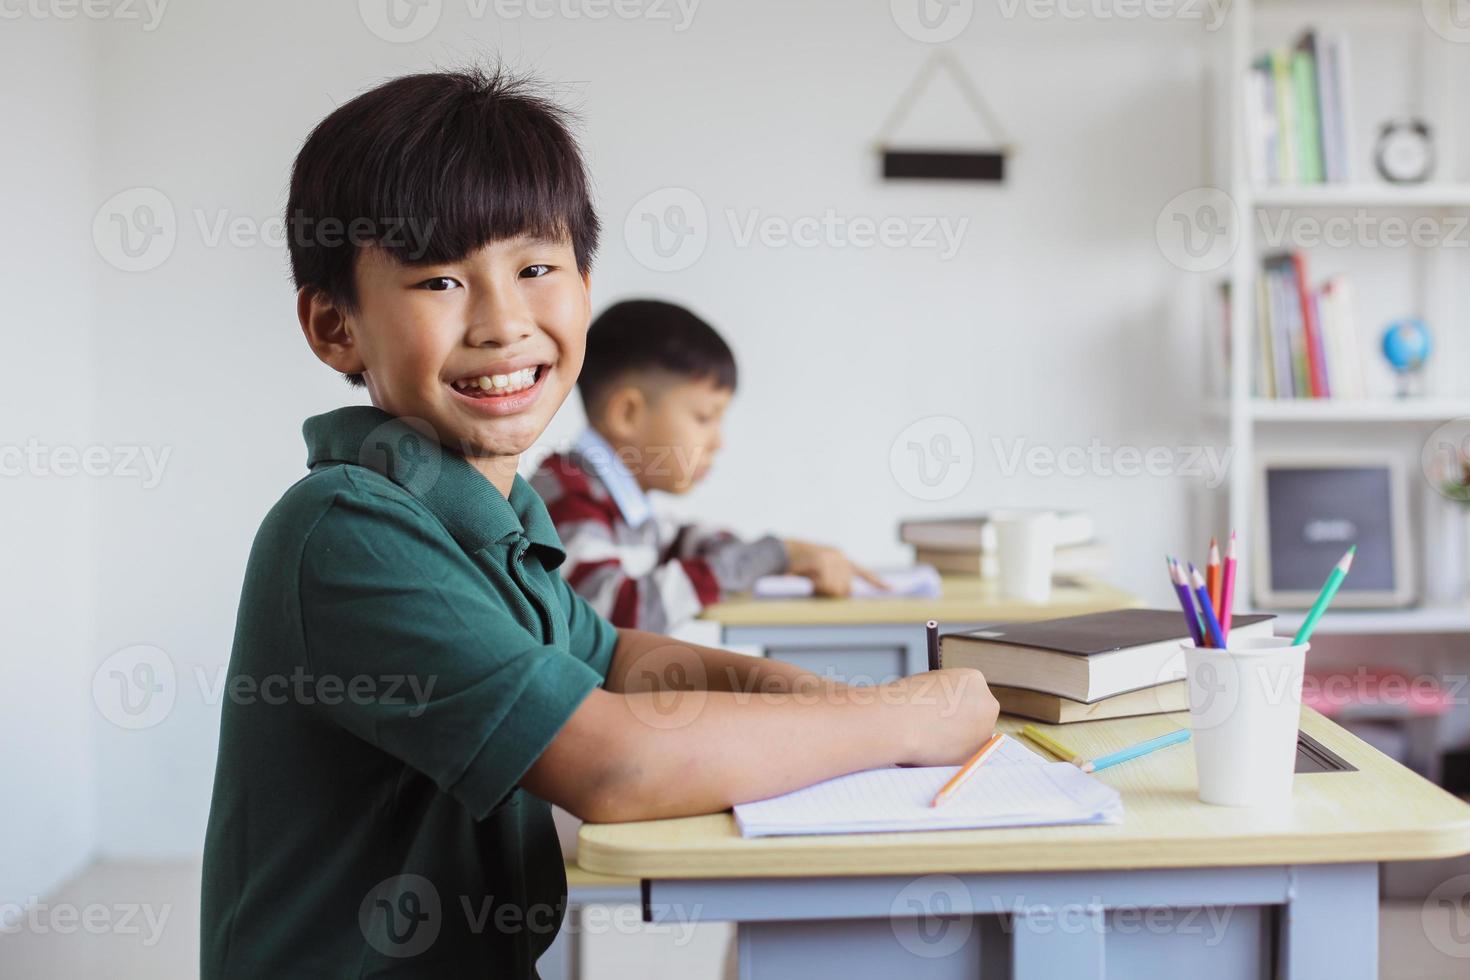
top-left (734, 738), bottom-right (1123, 838)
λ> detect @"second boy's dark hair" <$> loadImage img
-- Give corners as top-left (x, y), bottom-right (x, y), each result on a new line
top-left (286, 66), bottom-right (600, 387)
top-left (578, 300), bottom-right (738, 415)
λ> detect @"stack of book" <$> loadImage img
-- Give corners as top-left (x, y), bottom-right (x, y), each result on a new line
top-left (1253, 252), bottom-right (1367, 399)
top-left (899, 512), bottom-right (1106, 578)
top-left (1244, 29), bottom-right (1355, 185)
top-left (939, 609), bottom-right (1275, 723)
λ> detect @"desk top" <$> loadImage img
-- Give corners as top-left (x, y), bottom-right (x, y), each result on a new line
top-left (578, 708), bottom-right (1470, 879)
top-left (699, 576), bottom-right (1140, 628)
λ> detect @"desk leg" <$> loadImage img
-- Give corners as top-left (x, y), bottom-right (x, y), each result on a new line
top-left (1011, 905), bottom-right (1106, 980)
top-left (1278, 862), bottom-right (1377, 980)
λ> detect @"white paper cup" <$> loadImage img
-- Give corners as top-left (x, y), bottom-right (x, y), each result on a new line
top-left (991, 510), bottom-right (1057, 602)
top-left (1184, 636), bottom-right (1307, 807)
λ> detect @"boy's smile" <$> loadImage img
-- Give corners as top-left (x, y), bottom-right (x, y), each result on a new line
top-left (300, 234), bottom-right (591, 495)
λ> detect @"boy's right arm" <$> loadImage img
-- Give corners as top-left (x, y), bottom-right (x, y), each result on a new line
top-left (522, 653), bottom-right (999, 825)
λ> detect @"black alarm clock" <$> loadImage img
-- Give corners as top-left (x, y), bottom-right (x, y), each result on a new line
top-left (1375, 119), bottom-right (1435, 184)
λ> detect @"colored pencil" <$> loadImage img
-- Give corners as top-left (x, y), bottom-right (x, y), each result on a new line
top-left (926, 620), bottom-right (940, 671)
top-left (1219, 531), bottom-right (1238, 640)
top-left (1167, 557), bottom-right (1205, 648)
top-left (1188, 563), bottom-right (1228, 649)
top-left (1206, 537), bottom-right (1222, 617)
top-left (1082, 728), bottom-right (1191, 773)
top-left (931, 732), bottom-right (1006, 807)
top-left (1020, 724), bottom-right (1088, 767)
top-left (1292, 546), bottom-right (1356, 645)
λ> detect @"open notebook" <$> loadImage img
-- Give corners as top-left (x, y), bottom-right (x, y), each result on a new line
top-left (751, 564), bottom-right (942, 600)
top-left (734, 736), bottom-right (1123, 838)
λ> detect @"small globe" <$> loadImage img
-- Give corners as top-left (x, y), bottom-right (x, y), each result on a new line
top-left (1382, 318), bottom-right (1432, 373)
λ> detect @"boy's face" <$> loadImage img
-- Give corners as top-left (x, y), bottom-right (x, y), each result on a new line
top-left (332, 236), bottom-right (590, 474)
top-left (604, 376), bottom-right (731, 494)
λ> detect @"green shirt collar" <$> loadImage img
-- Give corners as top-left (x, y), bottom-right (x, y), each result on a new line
top-left (303, 406), bottom-right (565, 561)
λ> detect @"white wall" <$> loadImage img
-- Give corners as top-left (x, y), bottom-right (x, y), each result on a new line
top-left (77, 1), bottom-right (1222, 856)
top-left (0, 18), bottom-right (100, 906)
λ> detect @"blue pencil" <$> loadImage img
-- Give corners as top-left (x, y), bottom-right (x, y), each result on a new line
top-left (1188, 563), bottom-right (1228, 649)
top-left (1083, 728), bottom-right (1191, 773)
top-left (1167, 557), bottom-right (1205, 648)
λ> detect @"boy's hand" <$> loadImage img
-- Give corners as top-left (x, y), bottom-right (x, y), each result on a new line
top-left (783, 539), bottom-right (887, 597)
top-left (885, 668), bottom-right (1001, 767)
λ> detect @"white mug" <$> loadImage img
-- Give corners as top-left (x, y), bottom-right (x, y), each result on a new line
top-left (991, 510), bottom-right (1057, 602)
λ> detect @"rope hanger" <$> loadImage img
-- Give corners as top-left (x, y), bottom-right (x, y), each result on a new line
top-left (875, 51), bottom-right (1014, 182)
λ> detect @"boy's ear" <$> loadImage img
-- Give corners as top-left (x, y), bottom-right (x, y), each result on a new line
top-left (298, 287), bottom-right (367, 377)
top-left (599, 385), bottom-right (647, 442)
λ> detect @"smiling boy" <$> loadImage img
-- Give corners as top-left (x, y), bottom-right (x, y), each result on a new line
top-left (200, 68), bottom-right (997, 979)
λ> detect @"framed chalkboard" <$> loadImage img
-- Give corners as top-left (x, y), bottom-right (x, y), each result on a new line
top-left (1253, 453), bottom-right (1416, 608)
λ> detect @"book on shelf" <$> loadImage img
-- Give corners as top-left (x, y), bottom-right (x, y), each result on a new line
top-left (1218, 251), bottom-right (1368, 400)
top-left (898, 512), bottom-right (1095, 553)
top-left (1245, 30), bottom-right (1355, 186)
top-left (1259, 252), bottom-right (1366, 399)
top-left (939, 608), bottom-right (1277, 703)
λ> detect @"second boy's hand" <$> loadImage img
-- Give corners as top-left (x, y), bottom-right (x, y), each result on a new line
top-left (783, 538), bottom-right (888, 596)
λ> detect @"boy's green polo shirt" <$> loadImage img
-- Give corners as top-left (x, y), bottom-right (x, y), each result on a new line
top-left (201, 406), bottom-right (618, 979)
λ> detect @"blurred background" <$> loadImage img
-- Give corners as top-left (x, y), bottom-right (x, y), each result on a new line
top-left (4, 0), bottom-right (1470, 977)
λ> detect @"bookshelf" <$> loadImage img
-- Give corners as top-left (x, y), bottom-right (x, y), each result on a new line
top-left (1218, 0), bottom-right (1470, 619)
top-left (1253, 184), bottom-right (1470, 208)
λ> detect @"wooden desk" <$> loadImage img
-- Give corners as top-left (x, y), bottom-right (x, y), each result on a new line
top-left (580, 708), bottom-right (1470, 980)
top-left (699, 576), bottom-right (1140, 684)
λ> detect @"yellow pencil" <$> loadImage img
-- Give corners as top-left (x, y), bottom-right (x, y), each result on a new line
top-left (930, 732), bottom-right (1006, 807)
top-left (1020, 724), bottom-right (1087, 767)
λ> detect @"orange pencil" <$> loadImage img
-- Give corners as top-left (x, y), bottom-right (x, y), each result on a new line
top-left (930, 732), bottom-right (1006, 807)
top-left (1206, 537), bottom-right (1222, 617)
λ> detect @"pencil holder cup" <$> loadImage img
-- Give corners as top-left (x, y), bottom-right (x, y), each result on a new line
top-left (1183, 637), bottom-right (1307, 807)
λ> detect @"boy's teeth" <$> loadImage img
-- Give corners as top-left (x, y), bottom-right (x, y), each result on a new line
top-left (455, 367), bottom-right (538, 394)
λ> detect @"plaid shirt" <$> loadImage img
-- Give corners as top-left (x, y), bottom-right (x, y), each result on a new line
top-left (530, 434), bottom-right (788, 632)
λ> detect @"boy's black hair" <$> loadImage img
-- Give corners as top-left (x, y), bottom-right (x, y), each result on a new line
top-left (286, 66), bottom-right (600, 387)
top-left (578, 299), bottom-right (738, 416)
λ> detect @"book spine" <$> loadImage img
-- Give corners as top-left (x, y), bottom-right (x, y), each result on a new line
top-left (1330, 32), bottom-right (1357, 183)
top-left (1291, 252), bottom-right (1328, 398)
top-left (1293, 37), bottom-right (1325, 184)
top-left (1255, 273), bottom-right (1275, 398)
top-left (1271, 50), bottom-right (1297, 182)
